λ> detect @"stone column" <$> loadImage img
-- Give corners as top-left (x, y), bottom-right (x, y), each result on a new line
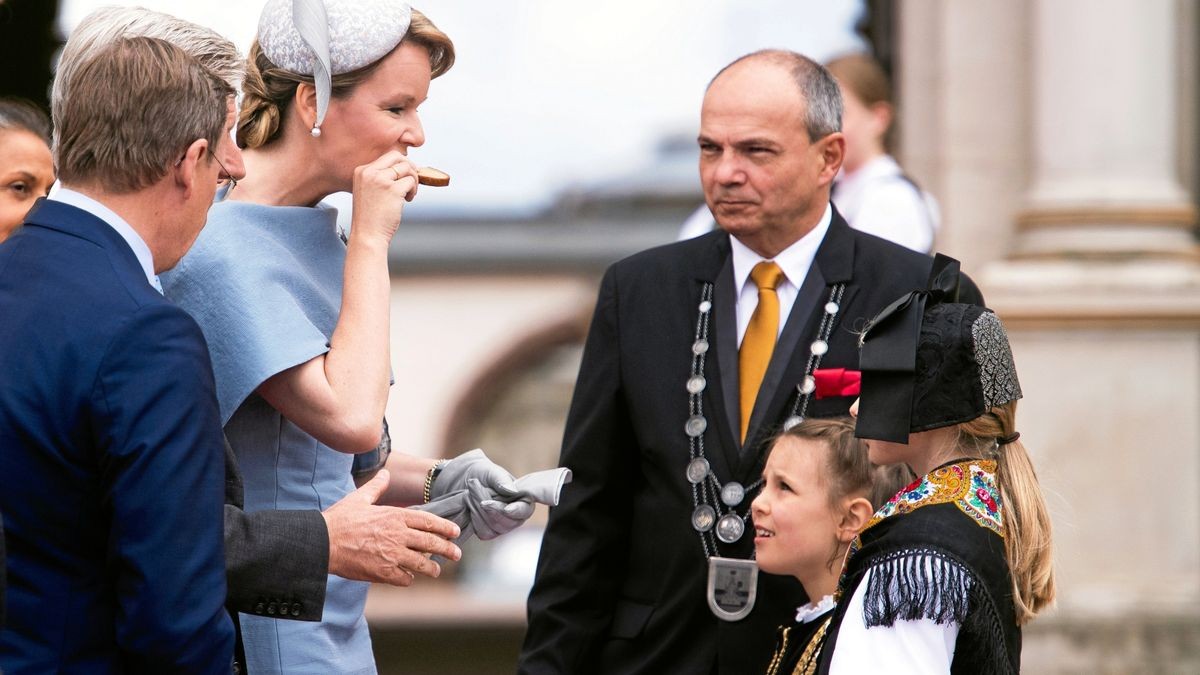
top-left (979, 0), bottom-right (1200, 670)
top-left (1012, 0), bottom-right (1197, 263)
top-left (901, 0), bottom-right (1200, 670)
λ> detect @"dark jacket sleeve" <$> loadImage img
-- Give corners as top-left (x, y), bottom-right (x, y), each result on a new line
top-left (94, 304), bottom-right (234, 672)
top-left (519, 266), bottom-right (639, 674)
top-left (1, 510), bottom-right (5, 631)
top-left (222, 439), bottom-right (329, 621)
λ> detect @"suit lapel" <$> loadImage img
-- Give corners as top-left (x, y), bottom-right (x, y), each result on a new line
top-left (711, 256), bottom-right (742, 476)
top-left (680, 233), bottom-right (740, 483)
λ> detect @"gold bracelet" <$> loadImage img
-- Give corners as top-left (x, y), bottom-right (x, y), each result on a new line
top-left (423, 460), bottom-right (448, 504)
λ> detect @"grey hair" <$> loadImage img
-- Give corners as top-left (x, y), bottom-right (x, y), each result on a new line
top-left (54, 6), bottom-right (244, 97)
top-left (53, 7), bottom-right (243, 165)
top-left (710, 49), bottom-right (843, 141)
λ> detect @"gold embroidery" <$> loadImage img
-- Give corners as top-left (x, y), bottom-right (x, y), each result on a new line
top-left (765, 626), bottom-right (791, 675)
top-left (791, 615), bottom-right (832, 675)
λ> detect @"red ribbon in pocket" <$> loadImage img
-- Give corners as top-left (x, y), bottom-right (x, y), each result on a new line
top-left (812, 368), bottom-right (861, 399)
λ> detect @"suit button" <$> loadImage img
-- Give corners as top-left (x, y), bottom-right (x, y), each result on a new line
top-left (254, 603), bottom-right (265, 614)
top-left (278, 602), bottom-right (290, 615)
top-left (291, 604), bottom-right (302, 617)
top-left (267, 602), bottom-right (277, 615)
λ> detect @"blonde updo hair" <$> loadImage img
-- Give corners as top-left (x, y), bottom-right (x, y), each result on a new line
top-left (238, 8), bottom-right (454, 149)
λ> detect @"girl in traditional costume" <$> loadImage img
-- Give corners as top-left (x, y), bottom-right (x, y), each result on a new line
top-left (753, 418), bottom-right (911, 675)
top-left (163, 1), bottom-right (533, 672)
top-left (816, 255), bottom-right (1055, 673)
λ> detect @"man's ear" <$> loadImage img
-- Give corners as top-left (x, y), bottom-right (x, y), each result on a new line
top-left (175, 138), bottom-right (208, 194)
top-left (836, 496), bottom-right (874, 544)
top-left (295, 82), bottom-right (319, 130)
top-left (817, 131), bottom-right (845, 185)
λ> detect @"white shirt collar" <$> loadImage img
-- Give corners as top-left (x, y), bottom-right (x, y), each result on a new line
top-left (51, 187), bottom-right (159, 290)
top-left (730, 202), bottom-right (832, 295)
top-left (795, 594), bottom-right (837, 623)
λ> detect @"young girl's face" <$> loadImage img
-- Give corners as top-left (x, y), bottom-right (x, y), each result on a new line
top-left (849, 397), bottom-right (957, 476)
top-left (751, 437), bottom-right (843, 580)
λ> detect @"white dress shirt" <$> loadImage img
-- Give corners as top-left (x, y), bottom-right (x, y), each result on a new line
top-left (832, 155), bottom-right (939, 254)
top-left (51, 187), bottom-right (161, 292)
top-left (730, 203), bottom-right (832, 346)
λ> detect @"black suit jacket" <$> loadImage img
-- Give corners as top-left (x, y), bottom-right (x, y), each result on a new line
top-left (520, 208), bottom-right (983, 675)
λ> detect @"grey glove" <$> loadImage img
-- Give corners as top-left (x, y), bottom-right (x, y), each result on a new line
top-left (430, 448), bottom-right (519, 501)
top-left (414, 466), bottom-right (572, 543)
top-left (416, 479), bottom-right (535, 542)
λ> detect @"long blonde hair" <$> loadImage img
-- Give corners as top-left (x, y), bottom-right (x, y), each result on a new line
top-left (957, 401), bottom-right (1056, 624)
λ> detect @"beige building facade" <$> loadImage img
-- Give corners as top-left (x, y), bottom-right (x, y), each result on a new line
top-left (372, 2), bottom-right (1200, 670)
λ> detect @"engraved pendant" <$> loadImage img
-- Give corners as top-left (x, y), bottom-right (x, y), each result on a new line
top-left (691, 504), bottom-right (716, 532)
top-left (720, 482), bottom-right (745, 506)
top-left (715, 512), bottom-right (745, 543)
top-left (686, 457), bottom-right (710, 484)
top-left (707, 556), bottom-right (758, 621)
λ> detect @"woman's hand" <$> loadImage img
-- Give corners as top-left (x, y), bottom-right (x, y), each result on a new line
top-left (256, 152), bottom-right (416, 453)
top-left (349, 150), bottom-right (419, 244)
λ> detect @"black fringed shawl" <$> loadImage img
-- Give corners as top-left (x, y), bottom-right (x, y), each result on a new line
top-left (816, 460), bottom-right (1020, 674)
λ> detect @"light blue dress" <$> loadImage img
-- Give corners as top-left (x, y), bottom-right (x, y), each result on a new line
top-left (162, 194), bottom-right (376, 675)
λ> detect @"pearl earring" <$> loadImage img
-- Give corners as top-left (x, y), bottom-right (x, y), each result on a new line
top-left (310, 125), bottom-right (322, 138)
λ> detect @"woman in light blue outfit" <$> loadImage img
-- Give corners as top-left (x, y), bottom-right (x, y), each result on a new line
top-left (163, 2), bottom-right (532, 672)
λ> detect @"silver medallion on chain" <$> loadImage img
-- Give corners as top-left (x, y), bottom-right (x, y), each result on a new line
top-left (715, 513), bottom-right (745, 543)
top-left (683, 281), bottom-right (846, 621)
top-left (720, 482), bottom-right (745, 506)
top-left (692, 504), bottom-right (716, 532)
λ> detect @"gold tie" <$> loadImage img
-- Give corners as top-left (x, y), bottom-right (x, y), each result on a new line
top-left (739, 261), bottom-right (785, 443)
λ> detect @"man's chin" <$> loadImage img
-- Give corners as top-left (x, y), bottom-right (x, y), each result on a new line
top-left (713, 217), bottom-right (757, 237)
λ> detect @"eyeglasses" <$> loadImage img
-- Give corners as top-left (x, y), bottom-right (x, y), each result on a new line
top-left (209, 149), bottom-right (238, 190)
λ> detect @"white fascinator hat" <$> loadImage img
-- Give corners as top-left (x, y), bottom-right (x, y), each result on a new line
top-left (257, 0), bottom-right (413, 137)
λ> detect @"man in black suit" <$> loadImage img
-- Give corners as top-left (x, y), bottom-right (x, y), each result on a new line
top-left (519, 50), bottom-right (983, 674)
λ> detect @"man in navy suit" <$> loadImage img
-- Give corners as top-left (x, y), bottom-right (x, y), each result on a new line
top-left (0, 35), bottom-right (242, 672)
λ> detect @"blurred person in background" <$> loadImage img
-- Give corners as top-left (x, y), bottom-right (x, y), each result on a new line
top-left (161, 1), bottom-right (533, 672)
top-left (826, 52), bottom-right (938, 254)
top-left (0, 98), bottom-right (53, 243)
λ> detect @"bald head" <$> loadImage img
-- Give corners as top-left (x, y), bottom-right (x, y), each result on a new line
top-left (709, 50), bottom-right (842, 142)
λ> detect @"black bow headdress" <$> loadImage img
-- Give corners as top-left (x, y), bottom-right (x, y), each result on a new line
top-left (855, 254), bottom-right (1022, 443)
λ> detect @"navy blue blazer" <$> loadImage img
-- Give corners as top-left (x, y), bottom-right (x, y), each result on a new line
top-left (0, 199), bottom-right (234, 672)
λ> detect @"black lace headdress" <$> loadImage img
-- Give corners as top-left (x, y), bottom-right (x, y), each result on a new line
top-left (855, 254), bottom-right (1022, 443)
